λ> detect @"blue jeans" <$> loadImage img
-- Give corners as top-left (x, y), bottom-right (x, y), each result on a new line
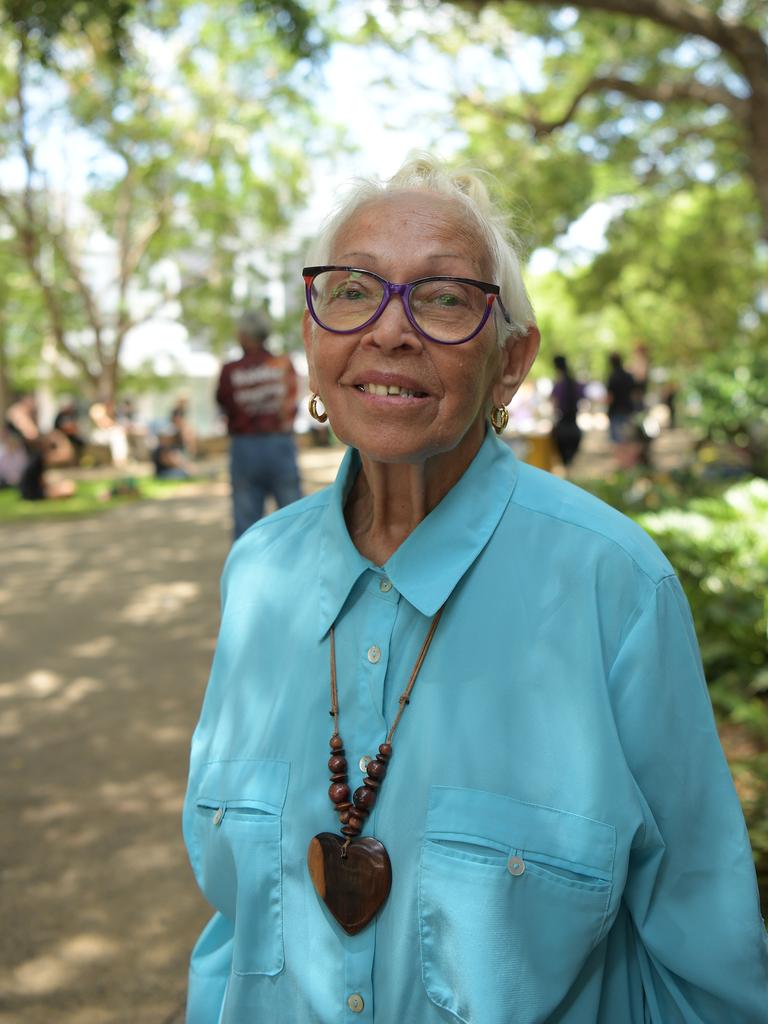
top-left (229, 433), bottom-right (301, 539)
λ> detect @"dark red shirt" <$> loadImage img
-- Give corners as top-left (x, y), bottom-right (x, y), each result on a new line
top-left (216, 349), bottom-right (298, 435)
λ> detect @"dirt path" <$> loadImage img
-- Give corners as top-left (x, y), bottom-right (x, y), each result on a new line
top-left (0, 491), bottom-right (231, 1024)
top-left (0, 433), bottom-right (691, 1023)
top-left (0, 448), bottom-right (344, 1024)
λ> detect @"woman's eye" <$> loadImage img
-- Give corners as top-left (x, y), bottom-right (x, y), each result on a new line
top-left (419, 287), bottom-right (467, 307)
top-left (331, 282), bottom-right (369, 301)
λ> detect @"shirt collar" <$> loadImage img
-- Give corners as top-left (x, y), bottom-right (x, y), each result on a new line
top-left (317, 431), bottom-right (519, 636)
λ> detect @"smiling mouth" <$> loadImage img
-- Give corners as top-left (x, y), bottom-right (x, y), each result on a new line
top-left (356, 383), bottom-right (428, 398)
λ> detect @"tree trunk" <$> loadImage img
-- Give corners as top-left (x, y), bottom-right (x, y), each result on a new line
top-left (96, 360), bottom-right (120, 405)
top-left (742, 43), bottom-right (768, 242)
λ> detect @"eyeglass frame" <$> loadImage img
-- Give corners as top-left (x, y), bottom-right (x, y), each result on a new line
top-left (302, 265), bottom-right (511, 346)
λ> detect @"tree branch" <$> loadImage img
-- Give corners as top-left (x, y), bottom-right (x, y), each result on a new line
top-left (7, 36), bottom-right (98, 384)
top-left (527, 73), bottom-right (748, 136)
top-left (48, 228), bottom-right (106, 357)
top-left (460, 0), bottom-right (765, 68)
top-left (121, 201), bottom-right (172, 286)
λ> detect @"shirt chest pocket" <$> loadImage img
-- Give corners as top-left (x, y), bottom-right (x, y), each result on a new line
top-left (193, 758), bottom-right (289, 977)
top-left (418, 786), bottom-right (616, 1024)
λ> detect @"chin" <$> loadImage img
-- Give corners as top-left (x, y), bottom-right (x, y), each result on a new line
top-left (343, 435), bottom-right (431, 465)
top-left (340, 427), bottom-right (466, 468)
top-left (331, 408), bottom-right (486, 470)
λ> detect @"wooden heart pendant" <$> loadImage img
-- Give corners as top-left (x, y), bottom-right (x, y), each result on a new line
top-left (307, 833), bottom-right (392, 935)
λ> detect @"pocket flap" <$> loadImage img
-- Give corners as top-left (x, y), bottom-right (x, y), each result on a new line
top-left (197, 758), bottom-right (290, 815)
top-left (426, 786), bottom-right (615, 876)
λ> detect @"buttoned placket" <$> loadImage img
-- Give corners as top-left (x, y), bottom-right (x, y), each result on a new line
top-left (336, 570), bottom-right (401, 1021)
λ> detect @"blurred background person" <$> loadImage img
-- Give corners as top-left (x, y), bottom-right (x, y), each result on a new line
top-left (4, 392), bottom-right (75, 500)
top-left (152, 426), bottom-right (193, 480)
top-left (216, 309), bottom-right (301, 538)
top-left (605, 352), bottom-right (640, 469)
top-left (170, 395), bottom-right (198, 458)
top-left (53, 402), bottom-right (87, 463)
top-left (117, 397), bottom-right (150, 462)
top-left (550, 354), bottom-right (584, 475)
top-left (88, 399), bottom-right (130, 467)
top-left (0, 428), bottom-right (28, 488)
top-left (628, 341), bottom-right (651, 407)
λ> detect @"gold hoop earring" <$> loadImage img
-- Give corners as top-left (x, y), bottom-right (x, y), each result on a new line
top-left (308, 394), bottom-right (328, 423)
top-left (490, 405), bottom-right (509, 435)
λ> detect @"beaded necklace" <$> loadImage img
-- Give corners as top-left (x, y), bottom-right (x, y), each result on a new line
top-left (307, 604), bottom-right (445, 934)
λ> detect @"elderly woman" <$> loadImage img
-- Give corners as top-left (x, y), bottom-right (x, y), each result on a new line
top-left (183, 157), bottom-right (767, 1023)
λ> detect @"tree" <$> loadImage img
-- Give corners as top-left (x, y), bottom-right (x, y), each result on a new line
top-left (0, 1), bottom-right (327, 406)
top-left (0, 0), bottom-right (324, 63)
top-left (448, 0), bottom-right (768, 241)
top-left (364, 0), bottom-right (766, 377)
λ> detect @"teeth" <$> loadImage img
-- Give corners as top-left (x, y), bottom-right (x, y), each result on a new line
top-left (361, 383), bottom-right (417, 397)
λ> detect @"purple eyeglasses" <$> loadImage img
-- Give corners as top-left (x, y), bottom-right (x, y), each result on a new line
top-left (302, 266), bottom-right (511, 345)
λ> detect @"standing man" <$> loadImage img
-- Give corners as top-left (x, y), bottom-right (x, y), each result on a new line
top-left (216, 310), bottom-right (301, 538)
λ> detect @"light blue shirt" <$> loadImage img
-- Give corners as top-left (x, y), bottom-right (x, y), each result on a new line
top-left (183, 431), bottom-right (768, 1023)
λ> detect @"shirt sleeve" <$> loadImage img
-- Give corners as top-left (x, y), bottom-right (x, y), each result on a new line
top-left (215, 364), bottom-right (233, 417)
top-left (609, 574), bottom-right (768, 1022)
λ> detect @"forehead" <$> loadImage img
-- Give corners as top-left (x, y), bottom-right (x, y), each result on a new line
top-left (331, 191), bottom-right (491, 275)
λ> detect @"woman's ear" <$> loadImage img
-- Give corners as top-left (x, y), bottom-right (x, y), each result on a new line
top-left (491, 325), bottom-right (540, 408)
top-left (302, 311), bottom-right (319, 395)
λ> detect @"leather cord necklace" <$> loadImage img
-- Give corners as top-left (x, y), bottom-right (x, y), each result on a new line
top-left (307, 604), bottom-right (445, 934)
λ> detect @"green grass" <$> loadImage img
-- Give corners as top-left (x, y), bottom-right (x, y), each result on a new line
top-left (0, 475), bottom-right (214, 522)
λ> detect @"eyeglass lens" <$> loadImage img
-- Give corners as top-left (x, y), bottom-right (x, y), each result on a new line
top-left (309, 269), bottom-right (489, 343)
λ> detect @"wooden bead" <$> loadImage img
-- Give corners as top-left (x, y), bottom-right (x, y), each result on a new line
top-left (341, 822), bottom-right (362, 836)
top-left (328, 755), bottom-right (347, 774)
top-left (329, 782), bottom-right (350, 804)
top-left (338, 810), bottom-right (350, 824)
top-left (348, 811), bottom-right (366, 827)
top-left (336, 801), bottom-right (352, 814)
top-left (330, 736), bottom-right (344, 751)
top-left (378, 743), bottom-right (392, 759)
top-left (354, 785), bottom-right (377, 811)
top-left (363, 777), bottom-right (380, 790)
top-left (367, 759), bottom-right (387, 780)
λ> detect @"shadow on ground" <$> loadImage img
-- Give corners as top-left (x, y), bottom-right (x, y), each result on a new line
top-left (0, 445), bottom-right (347, 1024)
top-left (0, 493), bottom-right (233, 1024)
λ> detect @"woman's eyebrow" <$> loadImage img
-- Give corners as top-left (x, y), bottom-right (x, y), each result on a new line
top-left (336, 251), bottom-right (375, 262)
top-left (336, 251), bottom-right (470, 264)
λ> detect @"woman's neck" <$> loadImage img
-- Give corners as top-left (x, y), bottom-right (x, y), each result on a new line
top-left (344, 431), bottom-right (485, 565)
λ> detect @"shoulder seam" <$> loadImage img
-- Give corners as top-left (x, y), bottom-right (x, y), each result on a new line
top-left (239, 490), bottom-right (331, 538)
top-left (608, 572), bottom-right (680, 679)
top-left (510, 492), bottom-right (675, 586)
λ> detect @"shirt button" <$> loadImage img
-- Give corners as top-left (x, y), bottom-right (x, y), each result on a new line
top-left (359, 756), bottom-right (372, 772)
top-left (213, 807), bottom-right (224, 827)
top-left (347, 993), bottom-right (364, 1012)
top-left (508, 855), bottom-right (526, 876)
top-left (367, 645), bottom-right (381, 664)
top-left (379, 578), bottom-right (393, 593)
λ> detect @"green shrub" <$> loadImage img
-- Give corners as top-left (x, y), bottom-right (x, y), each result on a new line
top-left (637, 479), bottom-right (768, 732)
top-left (683, 346), bottom-right (768, 478)
top-left (582, 474), bottom-right (768, 890)
top-left (637, 479), bottom-right (768, 882)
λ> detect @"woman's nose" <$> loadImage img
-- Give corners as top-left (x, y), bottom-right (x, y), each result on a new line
top-left (362, 293), bottom-right (422, 351)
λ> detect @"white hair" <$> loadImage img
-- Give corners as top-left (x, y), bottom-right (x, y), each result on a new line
top-left (238, 309), bottom-right (271, 340)
top-left (305, 153), bottom-right (536, 345)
